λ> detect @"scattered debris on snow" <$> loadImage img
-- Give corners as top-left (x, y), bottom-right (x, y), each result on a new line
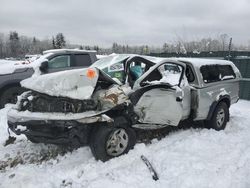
top-left (141, 155), bottom-right (159, 181)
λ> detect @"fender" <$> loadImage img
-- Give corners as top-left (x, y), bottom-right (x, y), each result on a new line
top-left (206, 95), bottom-right (231, 120)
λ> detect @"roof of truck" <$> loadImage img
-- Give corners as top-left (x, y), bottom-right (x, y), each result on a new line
top-left (174, 57), bottom-right (235, 68)
top-left (43, 49), bottom-right (96, 55)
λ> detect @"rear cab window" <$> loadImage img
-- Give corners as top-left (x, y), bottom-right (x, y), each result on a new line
top-left (200, 64), bottom-right (236, 83)
top-left (73, 54), bottom-right (92, 67)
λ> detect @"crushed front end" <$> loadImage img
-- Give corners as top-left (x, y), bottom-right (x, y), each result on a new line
top-left (7, 68), bottom-right (131, 147)
top-left (7, 90), bottom-right (110, 146)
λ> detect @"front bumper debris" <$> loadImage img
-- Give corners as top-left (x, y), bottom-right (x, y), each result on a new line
top-left (7, 108), bottom-right (113, 124)
top-left (8, 119), bottom-right (92, 145)
top-left (7, 108), bottom-right (113, 145)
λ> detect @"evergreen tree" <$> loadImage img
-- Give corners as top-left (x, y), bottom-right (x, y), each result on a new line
top-left (93, 45), bottom-right (99, 53)
top-left (9, 31), bottom-right (20, 57)
top-left (122, 45), bottom-right (126, 53)
top-left (85, 46), bottom-right (91, 50)
top-left (144, 45), bottom-right (149, 54)
top-left (52, 37), bottom-right (56, 49)
top-left (55, 33), bottom-right (66, 49)
top-left (32, 37), bottom-right (37, 44)
top-left (162, 43), bottom-right (169, 53)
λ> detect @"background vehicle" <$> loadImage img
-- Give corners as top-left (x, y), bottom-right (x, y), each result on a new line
top-left (8, 55), bottom-right (241, 161)
top-left (0, 49), bottom-right (97, 108)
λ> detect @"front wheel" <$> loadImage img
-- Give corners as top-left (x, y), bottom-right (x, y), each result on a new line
top-left (205, 102), bottom-right (229, 131)
top-left (90, 126), bottom-right (136, 161)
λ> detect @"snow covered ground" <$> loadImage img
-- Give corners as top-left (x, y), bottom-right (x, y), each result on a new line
top-left (0, 101), bottom-right (250, 188)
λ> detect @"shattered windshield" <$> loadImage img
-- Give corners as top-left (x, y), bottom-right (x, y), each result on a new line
top-left (91, 54), bottom-right (163, 83)
top-left (91, 54), bottom-right (130, 70)
top-left (91, 54), bottom-right (130, 83)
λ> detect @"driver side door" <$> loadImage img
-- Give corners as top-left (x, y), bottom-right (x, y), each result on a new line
top-left (132, 61), bottom-right (186, 127)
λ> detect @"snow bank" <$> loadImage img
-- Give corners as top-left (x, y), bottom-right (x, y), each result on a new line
top-left (0, 101), bottom-right (250, 188)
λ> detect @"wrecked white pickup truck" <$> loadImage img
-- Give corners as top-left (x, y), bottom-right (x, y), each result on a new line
top-left (7, 54), bottom-right (241, 161)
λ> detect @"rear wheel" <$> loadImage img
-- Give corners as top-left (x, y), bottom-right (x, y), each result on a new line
top-left (90, 126), bottom-right (136, 161)
top-left (0, 86), bottom-right (26, 108)
top-left (205, 102), bottom-right (229, 131)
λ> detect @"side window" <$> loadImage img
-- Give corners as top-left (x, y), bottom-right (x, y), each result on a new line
top-left (200, 65), bottom-right (236, 83)
top-left (218, 65), bottom-right (236, 80)
top-left (129, 62), bottom-right (147, 81)
top-left (158, 63), bottom-right (183, 85)
top-left (142, 63), bottom-right (183, 86)
top-left (74, 54), bottom-right (92, 67)
top-left (48, 55), bottom-right (70, 68)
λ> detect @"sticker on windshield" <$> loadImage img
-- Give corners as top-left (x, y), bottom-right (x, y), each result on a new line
top-left (108, 62), bottom-right (124, 72)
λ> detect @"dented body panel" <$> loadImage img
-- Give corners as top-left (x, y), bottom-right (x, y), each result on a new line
top-left (194, 80), bottom-right (240, 120)
top-left (7, 55), bottom-right (241, 146)
top-left (177, 58), bottom-right (241, 120)
top-left (134, 88), bottom-right (182, 126)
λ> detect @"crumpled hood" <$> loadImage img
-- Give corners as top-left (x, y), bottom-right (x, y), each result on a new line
top-left (21, 68), bottom-right (99, 100)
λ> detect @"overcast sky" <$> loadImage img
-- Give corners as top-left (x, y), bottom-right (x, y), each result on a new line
top-left (0, 0), bottom-right (249, 47)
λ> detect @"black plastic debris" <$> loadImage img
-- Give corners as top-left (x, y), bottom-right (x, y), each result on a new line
top-left (4, 136), bottom-right (16, 147)
top-left (141, 155), bottom-right (159, 181)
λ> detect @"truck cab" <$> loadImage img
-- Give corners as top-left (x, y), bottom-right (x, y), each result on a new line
top-left (0, 49), bottom-right (97, 108)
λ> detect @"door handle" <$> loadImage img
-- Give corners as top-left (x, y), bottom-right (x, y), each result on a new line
top-left (176, 96), bottom-right (183, 102)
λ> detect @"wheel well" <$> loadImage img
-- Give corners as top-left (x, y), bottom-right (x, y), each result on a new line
top-left (219, 97), bottom-right (230, 108)
top-left (207, 96), bottom-right (231, 120)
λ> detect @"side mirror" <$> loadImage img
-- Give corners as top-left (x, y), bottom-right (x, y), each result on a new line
top-left (39, 61), bottom-right (48, 73)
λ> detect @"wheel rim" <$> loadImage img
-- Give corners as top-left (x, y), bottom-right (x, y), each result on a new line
top-left (106, 128), bottom-right (129, 157)
top-left (216, 108), bottom-right (225, 127)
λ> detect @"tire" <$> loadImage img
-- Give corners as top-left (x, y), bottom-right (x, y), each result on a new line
top-left (90, 126), bottom-right (136, 161)
top-left (0, 86), bottom-right (26, 108)
top-left (205, 102), bottom-right (229, 131)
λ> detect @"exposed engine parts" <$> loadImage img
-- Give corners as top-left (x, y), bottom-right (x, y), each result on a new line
top-left (19, 91), bottom-right (97, 113)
